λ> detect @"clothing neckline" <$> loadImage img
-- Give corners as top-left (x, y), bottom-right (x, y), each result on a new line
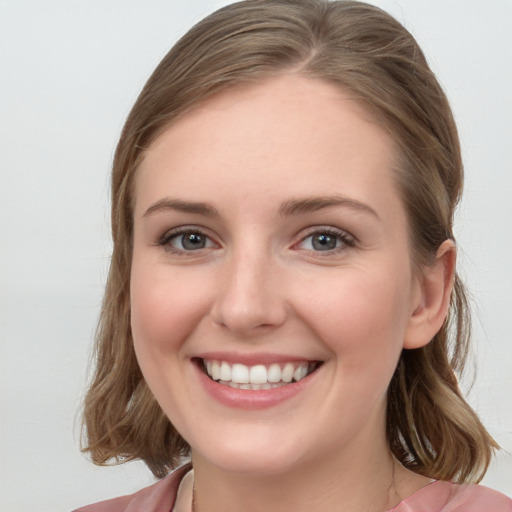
top-left (387, 479), bottom-right (439, 511)
top-left (175, 466), bottom-right (443, 512)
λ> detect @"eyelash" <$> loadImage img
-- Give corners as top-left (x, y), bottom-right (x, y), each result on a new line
top-left (158, 227), bottom-right (217, 254)
top-left (157, 226), bottom-right (356, 255)
top-left (295, 227), bottom-right (356, 254)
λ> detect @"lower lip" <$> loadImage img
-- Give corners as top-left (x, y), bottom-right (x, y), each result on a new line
top-left (195, 362), bottom-right (318, 410)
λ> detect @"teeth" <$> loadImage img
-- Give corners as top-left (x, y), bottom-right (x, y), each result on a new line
top-left (249, 365), bottom-right (267, 384)
top-left (228, 381), bottom-right (280, 390)
top-left (232, 364), bottom-right (249, 383)
top-left (211, 361), bottom-right (220, 381)
top-left (281, 363), bottom-right (294, 383)
top-left (219, 361), bottom-right (231, 381)
top-left (267, 363), bottom-right (281, 383)
top-left (203, 359), bottom-right (313, 386)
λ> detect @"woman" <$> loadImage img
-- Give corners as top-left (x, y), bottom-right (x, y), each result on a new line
top-left (76, 1), bottom-right (512, 510)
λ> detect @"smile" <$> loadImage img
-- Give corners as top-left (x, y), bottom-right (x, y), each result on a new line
top-left (201, 359), bottom-right (320, 390)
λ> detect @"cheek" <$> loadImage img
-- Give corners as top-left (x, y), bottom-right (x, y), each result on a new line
top-left (130, 261), bottom-right (211, 357)
top-left (301, 267), bottom-right (412, 365)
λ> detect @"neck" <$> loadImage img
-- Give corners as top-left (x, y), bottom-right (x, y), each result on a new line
top-left (191, 436), bottom-right (403, 512)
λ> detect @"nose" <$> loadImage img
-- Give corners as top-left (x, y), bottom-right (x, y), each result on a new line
top-left (210, 249), bottom-right (287, 335)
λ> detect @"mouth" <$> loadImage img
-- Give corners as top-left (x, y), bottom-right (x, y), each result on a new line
top-left (196, 358), bottom-right (322, 390)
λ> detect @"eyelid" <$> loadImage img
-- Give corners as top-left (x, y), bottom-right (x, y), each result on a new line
top-left (293, 226), bottom-right (356, 252)
top-left (156, 224), bottom-right (355, 255)
top-left (158, 225), bottom-right (220, 253)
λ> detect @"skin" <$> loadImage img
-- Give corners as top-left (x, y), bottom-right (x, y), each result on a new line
top-left (130, 75), bottom-right (455, 512)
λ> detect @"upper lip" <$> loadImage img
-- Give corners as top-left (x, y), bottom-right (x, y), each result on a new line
top-left (194, 351), bottom-right (321, 366)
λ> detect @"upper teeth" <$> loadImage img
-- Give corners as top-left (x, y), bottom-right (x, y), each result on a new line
top-left (204, 360), bottom-right (310, 385)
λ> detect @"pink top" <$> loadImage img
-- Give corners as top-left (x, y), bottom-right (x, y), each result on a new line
top-left (73, 464), bottom-right (512, 512)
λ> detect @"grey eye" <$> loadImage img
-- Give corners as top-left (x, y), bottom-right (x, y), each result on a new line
top-left (172, 232), bottom-right (210, 250)
top-left (309, 233), bottom-right (340, 251)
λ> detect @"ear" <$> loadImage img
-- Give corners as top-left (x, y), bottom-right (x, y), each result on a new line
top-left (403, 240), bottom-right (456, 349)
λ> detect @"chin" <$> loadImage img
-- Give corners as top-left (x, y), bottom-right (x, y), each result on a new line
top-left (191, 430), bottom-right (312, 477)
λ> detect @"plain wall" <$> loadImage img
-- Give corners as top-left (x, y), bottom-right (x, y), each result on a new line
top-left (0, 1), bottom-right (511, 510)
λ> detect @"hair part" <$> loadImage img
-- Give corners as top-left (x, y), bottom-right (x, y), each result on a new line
top-left (82, 0), bottom-right (497, 481)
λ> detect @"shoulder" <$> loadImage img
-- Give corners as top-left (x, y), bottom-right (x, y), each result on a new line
top-left (392, 480), bottom-right (512, 512)
top-left (443, 482), bottom-right (512, 512)
top-left (72, 464), bottom-right (191, 512)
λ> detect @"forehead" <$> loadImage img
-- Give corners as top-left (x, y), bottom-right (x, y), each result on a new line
top-left (135, 75), bottom-right (401, 218)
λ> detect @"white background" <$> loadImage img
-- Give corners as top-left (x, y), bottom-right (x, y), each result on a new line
top-left (0, 1), bottom-right (511, 510)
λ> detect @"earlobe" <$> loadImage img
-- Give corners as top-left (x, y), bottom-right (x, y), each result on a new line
top-left (403, 240), bottom-right (456, 349)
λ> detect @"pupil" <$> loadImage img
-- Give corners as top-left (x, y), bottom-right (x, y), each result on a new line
top-left (182, 233), bottom-right (205, 250)
top-left (312, 233), bottom-right (337, 251)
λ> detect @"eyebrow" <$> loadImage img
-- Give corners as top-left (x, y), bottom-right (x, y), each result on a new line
top-left (143, 195), bottom-right (379, 220)
top-left (279, 196), bottom-right (380, 219)
top-left (143, 198), bottom-right (220, 217)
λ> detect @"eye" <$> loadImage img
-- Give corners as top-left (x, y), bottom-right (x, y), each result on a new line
top-left (297, 228), bottom-right (355, 252)
top-left (159, 228), bottom-right (217, 253)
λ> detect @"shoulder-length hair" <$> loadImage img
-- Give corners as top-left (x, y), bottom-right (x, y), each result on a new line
top-left (82, 0), bottom-right (497, 481)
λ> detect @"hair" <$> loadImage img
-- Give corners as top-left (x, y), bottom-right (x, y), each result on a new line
top-left (81, 0), bottom-right (497, 482)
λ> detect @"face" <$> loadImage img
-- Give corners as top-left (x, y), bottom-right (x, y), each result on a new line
top-left (130, 75), bottom-right (424, 476)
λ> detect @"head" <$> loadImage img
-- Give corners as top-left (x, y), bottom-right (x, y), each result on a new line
top-left (82, 0), bottom-right (496, 482)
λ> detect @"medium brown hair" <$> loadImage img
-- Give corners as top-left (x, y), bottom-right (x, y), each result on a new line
top-left (82, 0), bottom-right (497, 481)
